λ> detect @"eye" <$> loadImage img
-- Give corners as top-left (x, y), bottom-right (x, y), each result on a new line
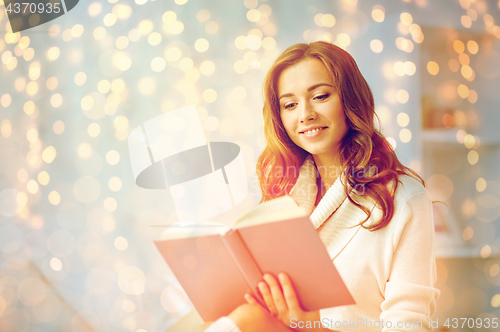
top-left (314, 93), bottom-right (330, 101)
top-left (283, 102), bottom-right (297, 110)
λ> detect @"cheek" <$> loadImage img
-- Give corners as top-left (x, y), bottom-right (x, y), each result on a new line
top-left (336, 112), bottom-right (346, 126)
top-left (280, 114), bottom-right (294, 135)
top-left (340, 111), bottom-right (349, 129)
top-left (332, 107), bottom-right (347, 127)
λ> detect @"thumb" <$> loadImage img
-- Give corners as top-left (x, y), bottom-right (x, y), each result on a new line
top-left (244, 293), bottom-right (258, 305)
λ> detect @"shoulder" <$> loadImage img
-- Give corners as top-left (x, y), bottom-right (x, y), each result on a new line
top-left (390, 174), bottom-right (434, 245)
top-left (393, 174), bottom-right (429, 205)
top-left (358, 174), bottom-right (429, 214)
top-left (351, 173), bottom-right (428, 211)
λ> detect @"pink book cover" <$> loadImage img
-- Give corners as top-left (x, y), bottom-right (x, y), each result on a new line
top-left (154, 210), bottom-right (355, 322)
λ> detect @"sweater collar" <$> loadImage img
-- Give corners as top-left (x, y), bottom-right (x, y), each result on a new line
top-left (290, 155), bottom-right (351, 229)
top-left (290, 155), bottom-right (376, 259)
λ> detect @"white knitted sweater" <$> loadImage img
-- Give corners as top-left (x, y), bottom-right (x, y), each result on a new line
top-left (290, 156), bottom-right (440, 332)
top-left (207, 156), bottom-right (439, 332)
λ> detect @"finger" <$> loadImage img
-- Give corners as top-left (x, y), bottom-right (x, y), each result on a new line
top-left (264, 273), bottom-right (288, 313)
top-left (279, 273), bottom-right (301, 310)
top-left (258, 281), bottom-right (278, 316)
top-left (244, 293), bottom-right (258, 306)
top-left (246, 292), bottom-right (267, 309)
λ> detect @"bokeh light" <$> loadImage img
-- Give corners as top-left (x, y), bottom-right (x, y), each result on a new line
top-left (463, 226), bottom-right (474, 241)
top-left (200, 61), bottom-right (215, 76)
top-left (87, 123), bottom-right (101, 137)
top-left (481, 245), bottom-right (491, 258)
top-left (203, 89), bottom-right (217, 103)
top-left (77, 143), bottom-right (93, 158)
top-left (104, 13), bottom-right (118, 27)
top-left (148, 32), bottom-right (162, 46)
top-left (399, 128), bottom-right (412, 143)
top-left (490, 265), bottom-right (500, 277)
top-left (396, 89), bottom-right (409, 103)
top-left (468, 150), bottom-right (479, 165)
top-left (0, 2), bottom-right (498, 331)
top-left (467, 40), bottom-right (479, 54)
top-left (104, 197), bottom-right (118, 212)
top-left (196, 9), bottom-right (210, 22)
top-left (50, 257), bottom-right (63, 271)
top-left (106, 150), bottom-right (120, 165)
top-left (400, 12), bottom-right (413, 25)
top-left (38, 171), bottom-right (50, 186)
top-left (50, 94), bottom-right (63, 108)
top-left (42, 146), bottom-right (57, 164)
top-left (151, 57), bottom-right (166, 72)
top-left (372, 5), bottom-right (385, 22)
top-left (46, 47), bottom-right (60, 61)
top-left (464, 134), bottom-right (475, 149)
top-left (453, 40), bottom-right (465, 53)
top-left (114, 236), bottom-right (128, 251)
top-left (88, 2), bottom-right (102, 16)
top-left (48, 191), bottom-right (61, 205)
top-left (52, 121), bottom-right (65, 135)
top-left (194, 38), bottom-right (209, 52)
top-left (370, 39), bottom-right (383, 53)
top-left (397, 113), bottom-right (410, 127)
top-left (108, 177), bottom-right (123, 192)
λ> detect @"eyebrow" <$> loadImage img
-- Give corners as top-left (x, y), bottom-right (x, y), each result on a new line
top-left (278, 83), bottom-right (334, 100)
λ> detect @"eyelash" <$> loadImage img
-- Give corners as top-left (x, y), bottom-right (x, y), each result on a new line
top-left (283, 94), bottom-right (330, 110)
top-left (315, 93), bottom-right (330, 100)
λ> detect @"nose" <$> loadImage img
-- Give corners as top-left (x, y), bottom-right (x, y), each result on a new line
top-left (298, 102), bottom-right (317, 123)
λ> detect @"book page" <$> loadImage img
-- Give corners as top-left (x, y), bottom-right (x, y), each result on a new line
top-left (232, 196), bottom-right (308, 228)
top-left (159, 221), bottom-right (230, 240)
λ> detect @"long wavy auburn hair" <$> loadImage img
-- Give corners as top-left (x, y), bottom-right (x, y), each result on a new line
top-left (256, 41), bottom-right (424, 231)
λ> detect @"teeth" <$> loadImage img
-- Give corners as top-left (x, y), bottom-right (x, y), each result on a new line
top-left (303, 128), bottom-right (322, 134)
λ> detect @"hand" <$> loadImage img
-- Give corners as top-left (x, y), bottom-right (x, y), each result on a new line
top-left (245, 273), bottom-right (320, 331)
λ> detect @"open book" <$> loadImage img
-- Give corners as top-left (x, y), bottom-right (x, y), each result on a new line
top-left (154, 196), bottom-right (354, 322)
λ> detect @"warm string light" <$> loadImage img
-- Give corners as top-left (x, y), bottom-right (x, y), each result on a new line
top-left (0, 0), bottom-right (499, 330)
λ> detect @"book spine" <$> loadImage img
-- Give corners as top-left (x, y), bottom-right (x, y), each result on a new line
top-left (221, 230), bottom-right (264, 299)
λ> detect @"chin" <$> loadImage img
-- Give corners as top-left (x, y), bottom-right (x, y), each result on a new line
top-left (302, 147), bottom-right (329, 156)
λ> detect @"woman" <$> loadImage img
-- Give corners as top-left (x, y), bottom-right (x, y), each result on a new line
top-left (200, 41), bottom-right (440, 332)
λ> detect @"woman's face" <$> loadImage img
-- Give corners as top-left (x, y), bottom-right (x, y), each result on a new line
top-left (278, 58), bottom-right (349, 161)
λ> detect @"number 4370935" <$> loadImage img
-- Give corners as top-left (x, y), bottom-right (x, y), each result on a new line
top-left (5, 2), bottom-right (61, 15)
top-left (444, 317), bottom-right (498, 329)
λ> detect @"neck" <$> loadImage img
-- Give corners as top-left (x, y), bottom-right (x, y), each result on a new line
top-left (312, 153), bottom-right (343, 192)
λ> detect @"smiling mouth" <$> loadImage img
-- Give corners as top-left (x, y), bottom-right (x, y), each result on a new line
top-left (300, 127), bottom-right (327, 135)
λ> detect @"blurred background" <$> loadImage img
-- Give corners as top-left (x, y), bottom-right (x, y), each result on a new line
top-left (1, 0), bottom-right (500, 331)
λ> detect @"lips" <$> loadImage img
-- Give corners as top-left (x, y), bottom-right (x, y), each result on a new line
top-left (299, 126), bottom-right (327, 135)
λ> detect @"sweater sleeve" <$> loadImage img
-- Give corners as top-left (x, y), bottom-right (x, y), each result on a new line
top-left (204, 317), bottom-right (242, 332)
top-left (380, 190), bottom-right (440, 332)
